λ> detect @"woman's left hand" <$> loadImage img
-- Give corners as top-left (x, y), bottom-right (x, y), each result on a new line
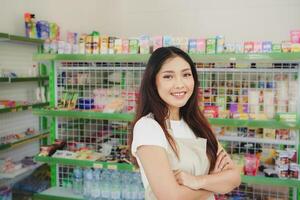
top-left (174, 170), bottom-right (205, 190)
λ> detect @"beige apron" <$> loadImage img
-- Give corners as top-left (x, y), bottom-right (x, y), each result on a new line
top-left (144, 120), bottom-right (215, 200)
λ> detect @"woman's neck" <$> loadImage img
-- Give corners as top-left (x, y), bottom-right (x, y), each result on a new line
top-left (168, 107), bottom-right (180, 121)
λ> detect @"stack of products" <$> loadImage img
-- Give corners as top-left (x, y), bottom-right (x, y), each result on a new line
top-left (0, 128), bottom-right (37, 145)
top-left (69, 168), bottom-right (144, 200)
top-left (42, 30), bottom-right (300, 55)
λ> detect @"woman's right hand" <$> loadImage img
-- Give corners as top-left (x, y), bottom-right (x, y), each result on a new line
top-left (211, 149), bottom-right (235, 174)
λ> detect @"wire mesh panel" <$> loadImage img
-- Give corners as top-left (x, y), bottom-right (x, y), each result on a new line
top-left (197, 63), bottom-right (298, 118)
top-left (55, 61), bottom-right (145, 112)
top-left (57, 117), bottom-right (130, 162)
top-left (216, 183), bottom-right (292, 200)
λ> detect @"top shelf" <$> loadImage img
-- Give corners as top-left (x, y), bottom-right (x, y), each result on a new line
top-left (32, 52), bottom-right (300, 62)
top-left (0, 32), bottom-right (44, 45)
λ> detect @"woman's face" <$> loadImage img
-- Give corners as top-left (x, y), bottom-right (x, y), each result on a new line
top-left (155, 56), bottom-right (195, 113)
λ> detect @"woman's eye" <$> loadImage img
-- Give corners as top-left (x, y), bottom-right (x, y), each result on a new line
top-left (163, 75), bottom-right (173, 79)
top-left (183, 73), bottom-right (192, 77)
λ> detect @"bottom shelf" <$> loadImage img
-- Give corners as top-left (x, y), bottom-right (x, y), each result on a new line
top-left (242, 175), bottom-right (300, 188)
top-left (33, 187), bottom-right (82, 200)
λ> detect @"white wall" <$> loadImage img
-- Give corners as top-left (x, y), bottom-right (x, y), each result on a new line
top-left (1, 0), bottom-right (300, 42)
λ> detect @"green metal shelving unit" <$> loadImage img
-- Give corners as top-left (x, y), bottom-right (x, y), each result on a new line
top-left (0, 102), bottom-right (49, 114)
top-left (0, 131), bottom-right (49, 152)
top-left (0, 76), bottom-right (48, 82)
top-left (0, 32), bottom-right (44, 44)
top-left (32, 52), bottom-right (300, 200)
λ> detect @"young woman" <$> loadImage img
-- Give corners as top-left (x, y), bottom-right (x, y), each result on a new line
top-left (130, 47), bottom-right (241, 200)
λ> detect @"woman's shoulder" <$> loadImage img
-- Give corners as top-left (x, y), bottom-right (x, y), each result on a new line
top-left (134, 113), bottom-right (161, 129)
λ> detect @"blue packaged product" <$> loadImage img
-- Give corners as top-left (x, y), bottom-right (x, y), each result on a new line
top-left (36, 20), bottom-right (50, 39)
top-left (163, 36), bottom-right (172, 47)
top-left (262, 41), bottom-right (272, 53)
top-left (78, 98), bottom-right (94, 110)
top-left (188, 39), bottom-right (197, 53)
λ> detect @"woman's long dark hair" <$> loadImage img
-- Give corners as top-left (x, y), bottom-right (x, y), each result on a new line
top-left (129, 46), bottom-right (218, 172)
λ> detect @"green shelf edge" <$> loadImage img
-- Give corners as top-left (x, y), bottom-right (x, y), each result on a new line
top-left (33, 52), bottom-right (300, 62)
top-left (33, 194), bottom-right (79, 200)
top-left (0, 32), bottom-right (44, 44)
top-left (241, 175), bottom-right (300, 188)
top-left (32, 109), bottom-right (134, 121)
top-left (0, 76), bottom-right (49, 82)
top-left (32, 109), bottom-right (299, 129)
top-left (208, 118), bottom-right (300, 129)
top-left (0, 131), bottom-right (49, 151)
top-left (34, 156), bottom-right (135, 171)
top-left (0, 102), bottom-right (49, 114)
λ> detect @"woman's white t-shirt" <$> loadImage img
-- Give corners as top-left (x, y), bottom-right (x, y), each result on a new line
top-left (131, 115), bottom-right (196, 189)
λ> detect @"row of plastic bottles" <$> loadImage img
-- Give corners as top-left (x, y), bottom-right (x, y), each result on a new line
top-left (72, 167), bottom-right (145, 200)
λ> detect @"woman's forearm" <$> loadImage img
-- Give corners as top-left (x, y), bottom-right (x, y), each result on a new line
top-left (176, 186), bottom-right (213, 200)
top-left (197, 168), bottom-right (241, 194)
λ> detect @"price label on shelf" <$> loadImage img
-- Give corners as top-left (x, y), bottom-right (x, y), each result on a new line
top-left (93, 163), bottom-right (103, 169)
top-left (107, 164), bottom-right (117, 170)
top-left (11, 108), bottom-right (17, 112)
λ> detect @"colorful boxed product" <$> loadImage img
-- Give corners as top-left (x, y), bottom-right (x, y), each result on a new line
top-left (224, 43), bottom-right (235, 53)
top-left (129, 39), bottom-right (139, 54)
top-left (196, 38), bottom-right (206, 53)
top-left (36, 20), bottom-right (49, 39)
top-left (77, 98), bottom-right (94, 110)
top-left (122, 39), bottom-right (129, 54)
top-left (179, 37), bottom-right (189, 52)
top-left (163, 36), bottom-right (172, 47)
top-left (152, 36), bottom-right (163, 52)
top-left (276, 150), bottom-right (290, 165)
top-left (114, 38), bottom-right (122, 54)
top-left (275, 129), bottom-right (289, 140)
top-left (100, 36), bottom-right (109, 54)
top-left (263, 128), bottom-right (276, 139)
top-left (188, 39), bottom-right (197, 53)
top-left (290, 30), bottom-right (300, 43)
top-left (289, 163), bottom-right (299, 179)
top-left (108, 36), bottom-right (116, 54)
top-left (262, 41), bottom-right (272, 53)
top-left (49, 22), bottom-right (60, 40)
top-left (172, 37), bottom-right (180, 48)
top-left (139, 35), bottom-right (150, 54)
top-left (276, 164), bottom-right (289, 178)
top-left (244, 41), bottom-right (254, 53)
top-left (291, 43), bottom-right (300, 52)
top-left (272, 43), bottom-right (282, 52)
top-left (216, 35), bottom-right (225, 53)
top-left (203, 106), bottom-right (218, 118)
top-left (206, 38), bottom-right (216, 54)
top-left (235, 43), bottom-right (244, 53)
top-left (253, 41), bottom-right (262, 53)
top-left (281, 41), bottom-right (292, 52)
top-left (24, 13), bottom-right (37, 38)
top-left (85, 35), bottom-right (93, 54)
top-left (91, 32), bottom-right (100, 54)
top-left (79, 34), bottom-right (86, 54)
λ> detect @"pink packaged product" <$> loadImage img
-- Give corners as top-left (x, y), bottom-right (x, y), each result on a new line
top-left (196, 39), bottom-right (206, 53)
top-left (244, 154), bottom-right (259, 176)
top-left (152, 36), bottom-right (163, 52)
top-left (253, 42), bottom-right (262, 53)
top-left (122, 39), bottom-right (129, 54)
top-left (290, 30), bottom-right (300, 43)
top-left (244, 42), bottom-right (254, 53)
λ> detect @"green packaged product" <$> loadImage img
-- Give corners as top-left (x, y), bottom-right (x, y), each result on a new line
top-left (206, 38), bottom-right (216, 54)
top-left (129, 39), bottom-right (139, 54)
top-left (272, 43), bottom-right (282, 53)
